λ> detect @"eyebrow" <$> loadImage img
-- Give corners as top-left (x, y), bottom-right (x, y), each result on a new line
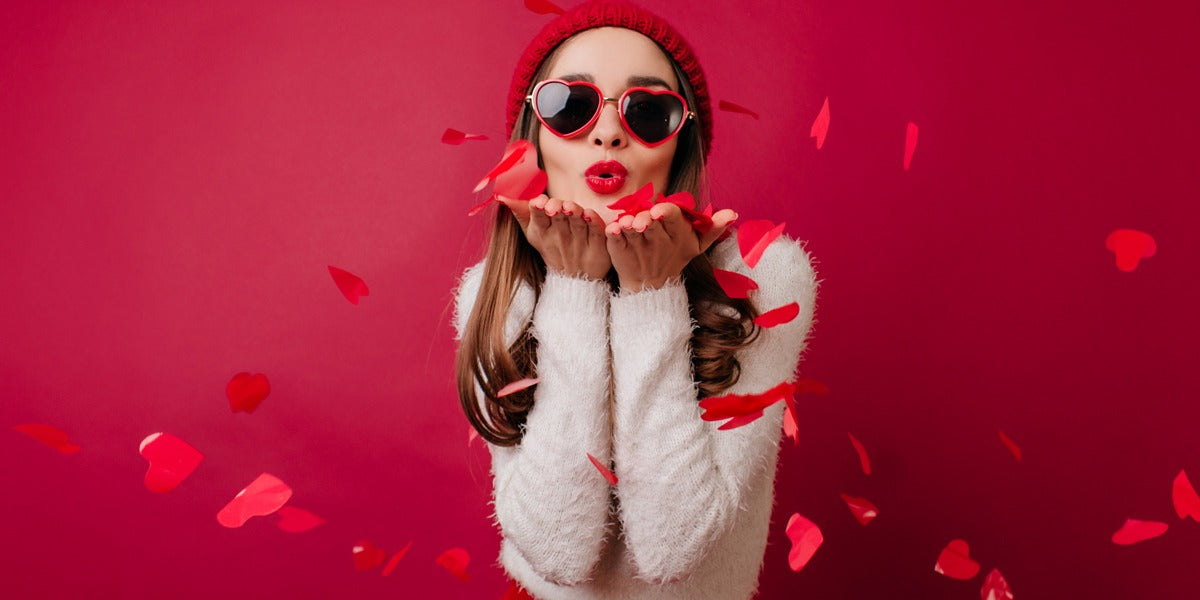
top-left (557, 73), bottom-right (675, 91)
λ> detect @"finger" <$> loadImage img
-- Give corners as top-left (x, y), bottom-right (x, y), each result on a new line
top-left (640, 218), bottom-right (670, 245)
top-left (544, 197), bottom-right (562, 217)
top-left (529, 200), bottom-right (552, 230)
top-left (618, 214), bottom-right (636, 230)
top-left (564, 202), bottom-right (588, 238)
top-left (496, 194), bottom-right (532, 229)
top-left (699, 209), bottom-right (739, 252)
top-left (631, 211), bottom-right (654, 233)
top-left (583, 207), bottom-right (607, 243)
top-left (649, 202), bottom-right (688, 240)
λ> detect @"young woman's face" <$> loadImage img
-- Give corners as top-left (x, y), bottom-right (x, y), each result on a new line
top-left (537, 27), bottom-right (680, 224)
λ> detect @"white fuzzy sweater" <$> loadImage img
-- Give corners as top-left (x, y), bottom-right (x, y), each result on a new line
top-left (453, 232), bottom-right (819, 599)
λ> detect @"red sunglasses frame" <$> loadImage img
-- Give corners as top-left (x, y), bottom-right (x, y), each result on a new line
top-left (526, 79), bottom-right (693, 148)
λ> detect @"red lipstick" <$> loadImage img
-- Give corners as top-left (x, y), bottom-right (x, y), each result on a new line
top-left (585, 160), bottom-right (628, 195)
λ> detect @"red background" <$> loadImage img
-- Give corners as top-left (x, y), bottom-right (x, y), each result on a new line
top-left (2, 0), bottom-right (1198, 598)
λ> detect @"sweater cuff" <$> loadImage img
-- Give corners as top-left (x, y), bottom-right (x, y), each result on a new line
top-left (533, 270), bottom-right (611, 362)
top-left (610, 278), bottom-right (691, 343)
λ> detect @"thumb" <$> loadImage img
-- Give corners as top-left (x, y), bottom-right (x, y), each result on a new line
top-left (698, 209), bottom-right (738, 252)
top-left (497, 194), bottom-right (537, 229)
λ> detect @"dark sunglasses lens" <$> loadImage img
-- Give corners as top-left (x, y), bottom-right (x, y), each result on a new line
top-left (622, 92), bottom-right (685, 143)
top-left (535, 82), bottom-right (600, 136)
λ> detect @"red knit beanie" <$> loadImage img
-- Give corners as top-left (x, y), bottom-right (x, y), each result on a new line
top-left (506, 0), bottom-right (712, 157)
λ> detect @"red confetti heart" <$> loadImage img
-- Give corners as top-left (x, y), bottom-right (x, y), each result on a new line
top-left (904, 121), bottom-right (918, 171)
top-left (216, 473), bottom-right (293, 528)
top-left (524, 0), bottom-right (564, 15)
top-left (586, 452), bottom-right (618, 486)
top-left (785, 513), bottom-right (823, 572)
top-left (353, 539), bottom-right (387, 572)
top-left (811, 97), bottom-right (830, 149)
top-left (981, 568), bottom-right (1014, 600)
top-left (718, 409), bottom-right (765, 430)
top-left (839, 492), bottom-right (879, 525)
top-left (934, 539), bottom-right (980, 580)
top-left (712, 268), bottom-right (758, 299)
top-left (13, 423), bottom-right (80, 454)
top-left (997, 430), bottom-right (1022, 462)
top-left (606, 181), bottom-right (656, 219)
top-left (275, 506), bottom-right (326, 533)
top-left (753, 302), bottom-right (800, 328)
top-left (467, 194), bottom-right (495, 217)
top-left (381, 541), bottom-right (412, 576)
top-left (226, 372), bottom-right (270, 413)
top-left (699, 380), bottom-right (794, 426)
top-left (328, 265), bottom-right (369, 305)
top-left (782, 404), bottom-right (799, 445)
top-left (138, 432), bottom-right (203, 493)
top-left (436, 547), bottom-right (471, 582)
top-left (441, 128), bottom-right (488, 145)
top-left (494, 150), bottom-right (547, 201)
top-left (1104, 229), bottom-right (1157, 272)
top-left (497, 377), bottom-right (539, 398)
top-left (1173, 469), bottom-right (1200, 521)
top-left (717, 99), bottom-right (760, 120)
top-left (475, 140), bottom-right (532, 193)
top-left (502, 581), bottom-right (537, 600)
top-left (737, 219), bottom-right (786, 269)
top-left (1111, 518), bottom-right (1168, 545)
top-left (657, 191), bottom-right (714, 234)
top-left (848, 433), bottom-right (871, 475)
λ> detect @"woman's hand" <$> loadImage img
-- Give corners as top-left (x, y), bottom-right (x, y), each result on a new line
top-left (605, 203), bottom-right (738, 292)
top-left (498, 194), bottom-right (611, 281)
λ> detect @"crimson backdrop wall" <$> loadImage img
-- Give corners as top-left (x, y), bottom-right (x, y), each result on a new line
top-left (2, 0), bottom-right (1198, 598)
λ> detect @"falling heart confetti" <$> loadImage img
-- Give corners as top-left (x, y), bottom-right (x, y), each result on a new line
top-left (658, 191), bottom-right (715, 234)
top-left (606, 181), bottom-right (656, 219)
top-left (811, 97), bottom-right (830, 149)
top-left (436, 547), bottom-right (471, 582)
top-left (328, 266), bottom-right (369, 305)
top-left (753, 302), bottom-right (800, 328)
top-left (737, 219), bottom-right (786, 269)
top-left (12, 423), bottom-right (81, 454)
top-left (441, 128), bottom-right (488, 145)
top-left (934, 539), bottom-right (980, 580)
top-left (1104, 229), bottom-right (1157, 272)
top-left (226, 372), bottom-right (270, 414)
top-left (1111, 519), bottom-right (1168, 545)
top-left (981, 568), bottom-right (1014, 600)
top-left (997, 430), bottom-right (1022, 462)
top-left (381, 541), bottom-right (413, 576)
top-left (782, 404), bottom-right (799, 445)
top-left (586, 452), bottom-right (618, 486)
top-left (718, 409), bottom-right (764, 431)
top-left (717, 99), bottom-right (760, 120)
top-left (785, 513), bottom-right (823, 572)
top-left (138, 432), bottom-right (203, 493)
top-left (712, 269), bottom-right (758, 299)
top-left (839, 493), bottom-right (879, 525)
top-left (493, 148), bottom-right (547, 201)
top-left (699, 380), bottom-right (795, 428)
top-left (467, 194), bottom-right (495, 217)
top-left (848, 433), bottom-right (871, 475)
top-left (904, 121), bottom-right (919, 171)
top-left (216, 473), bottom-right (293, 528)
top-left (475, 140), bottom-right (533, 193)
top-left (1173, 469), bottom-right (1200, 521)
top-left (497, 377), bottom-right (539, 398)
top-left (353, 539), bottom-right (387, 572)
top-left (502, 581), bottom-right (538, 600)
top-left (524, 0), bottom-right (565, 15)
top-left (274, 506), bottom-right (326, 533)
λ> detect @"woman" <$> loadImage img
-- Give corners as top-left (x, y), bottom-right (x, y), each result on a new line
top-left (453, 1), bottom-right (819, 597)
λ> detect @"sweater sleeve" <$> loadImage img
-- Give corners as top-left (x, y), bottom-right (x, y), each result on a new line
top-left (453, 264), bottom-right (615, 585)
top-left (609, 234), bottom-right (819, 583)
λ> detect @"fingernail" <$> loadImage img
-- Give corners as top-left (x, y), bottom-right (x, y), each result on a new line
top-left (563, 210), bottom-right (573, 216)
top-left (651, 215), bottom-right (663, 221)
top-left (583, 216), bottom-right (592, 222)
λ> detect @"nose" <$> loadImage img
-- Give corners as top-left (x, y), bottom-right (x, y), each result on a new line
top-left (590, 99), bottom-right (628, 149)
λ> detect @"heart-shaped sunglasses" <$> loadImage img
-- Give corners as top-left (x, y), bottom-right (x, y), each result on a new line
top-left (526, 79), bottom-right (693, 147)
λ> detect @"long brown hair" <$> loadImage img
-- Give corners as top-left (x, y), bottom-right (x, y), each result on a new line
top-left (456, 38), bottom-right (759, 447)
